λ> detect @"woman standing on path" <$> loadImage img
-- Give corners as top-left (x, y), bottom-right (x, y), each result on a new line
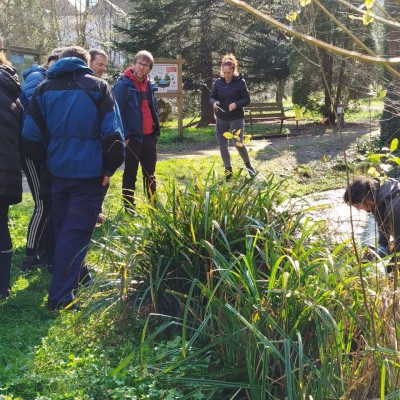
top-left (209, 53), bottom-right (255, 181)
top-left (0, 52), bottom-right (23, 299)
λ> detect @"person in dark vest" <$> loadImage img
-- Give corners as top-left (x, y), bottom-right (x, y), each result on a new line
top-left (344, 176), bottom-right (400, 272)
top-left (22, 46), bottom-right (125, 310)
top-left (113, 50), bottom-right (160, 212)
top-left (0, 52), bottom-right (23, 299)
top-left (209, 53), bottom-right (255, 181)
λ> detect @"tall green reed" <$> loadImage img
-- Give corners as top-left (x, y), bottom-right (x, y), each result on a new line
top-left (93, 169), bottom-right (399, 399)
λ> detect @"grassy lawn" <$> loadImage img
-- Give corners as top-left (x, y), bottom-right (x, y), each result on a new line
top-left (2, 111), bottom-right (398, 399)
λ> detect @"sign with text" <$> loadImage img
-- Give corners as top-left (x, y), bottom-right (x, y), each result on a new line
top-left (149, 63), bottom-right (178, 93)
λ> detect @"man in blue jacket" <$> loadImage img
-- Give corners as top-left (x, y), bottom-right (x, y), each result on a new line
top-left (22, 46), bottom-right (125, 310)
top-left (113, 50), bottom-right (160, 212)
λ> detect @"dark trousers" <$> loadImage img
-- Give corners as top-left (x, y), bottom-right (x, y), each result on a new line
top-left (21, 156), bottom-right (54, 259)
top-left (122, 133), bottom-right (157, 207)
top-left (48, 177), bottom-right (108, 307)
top-left (0, 198), bottom-right (12, 291)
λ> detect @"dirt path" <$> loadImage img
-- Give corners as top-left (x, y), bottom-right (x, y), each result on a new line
top-left (158, 122), bottom-right (378, 162)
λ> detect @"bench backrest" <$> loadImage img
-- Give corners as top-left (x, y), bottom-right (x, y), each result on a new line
top-left (245, 102), bottom-right (284, 113)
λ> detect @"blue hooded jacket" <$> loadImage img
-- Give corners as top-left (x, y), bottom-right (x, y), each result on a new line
top-left (22, 57), bottom-right (124, 178)
top-left (19, 64), bottom-right (47, 119)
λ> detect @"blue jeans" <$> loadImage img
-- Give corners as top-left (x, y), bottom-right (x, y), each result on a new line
top-left (48, 176), bottom-right (108, 307)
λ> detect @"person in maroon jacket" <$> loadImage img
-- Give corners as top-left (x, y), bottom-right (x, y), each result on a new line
top-left (209, 53), bottom-right (255, 181)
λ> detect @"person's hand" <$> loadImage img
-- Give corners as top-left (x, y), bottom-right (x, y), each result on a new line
top-left (213, 101), bottom-right (220, 109)
top-left (228, 103), bottom-right (237, 112)
top-left (125, 139), bottom-right (130, 146)
top-left (102, 176), bottom-right (110, 186)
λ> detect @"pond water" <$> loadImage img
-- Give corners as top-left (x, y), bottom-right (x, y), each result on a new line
top-left (289, 188), bottom-right (377, 248)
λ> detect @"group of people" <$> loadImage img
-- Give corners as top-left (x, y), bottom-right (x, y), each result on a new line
top-left (0, 46), bottom-right (162, 309)
top-left (1, 45), bottom-right (398, 309)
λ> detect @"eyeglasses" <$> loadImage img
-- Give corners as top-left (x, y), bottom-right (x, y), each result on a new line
top-left (136, 61), bottom-right (150, 69)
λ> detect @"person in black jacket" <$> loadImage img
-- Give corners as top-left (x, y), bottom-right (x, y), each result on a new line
top-left (0, 52), bottom-right (23, 299)
top-left (209, 54), bottom-right (255, 181)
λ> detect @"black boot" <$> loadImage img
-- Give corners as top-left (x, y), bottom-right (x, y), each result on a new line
top-left (245, 162), bottom-right (256, 176)
top-left (225, 167), bottom-right (233, 182)
top-left (0, 251), bottom-right (12, 298)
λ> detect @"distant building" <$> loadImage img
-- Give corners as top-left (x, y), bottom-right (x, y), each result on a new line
top-left (56, 0), bottom-right (130, 67)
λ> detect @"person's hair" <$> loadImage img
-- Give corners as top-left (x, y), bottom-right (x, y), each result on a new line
top-left (59, 46), bottom-right (90, 64)
top-left (89, 48), bottom-right (108, 62)
top-left (46, 47), bottom-right (64, 67)
top-left (220, 53), bottom-right (239, 76)
top-left (0, 51), bottom-right (12, 67)
top-left (344, 177), bottom-right (376, 205)
top-left (133, 50), bottom-right (154, 69)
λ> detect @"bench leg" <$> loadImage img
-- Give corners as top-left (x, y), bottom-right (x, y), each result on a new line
top-left (279, 119), bottom-right (284, 134)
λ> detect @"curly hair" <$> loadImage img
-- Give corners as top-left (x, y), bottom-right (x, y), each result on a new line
top-left (344, 177), bottom-right (376, 205)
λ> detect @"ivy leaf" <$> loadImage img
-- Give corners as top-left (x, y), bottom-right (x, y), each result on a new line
top-left (293, 104), bottom-right (306, 121)
top-left (368, 154), bottom-right (383, 163)
top-left (391, 156), bottom-right (400, 166)
top-left (367, 167), bottom-right (380, 178)
top-left (365, 0), bottom-right (375, 10)
top-left (299, 0), bottom-right (311, 6)
top-left (243, 135), bottom-right (251, 144)
top-left (223, 132), bottom-right (233, 139)
top-left (390, 138), bottom-right (398, 153)
top-left (376, 84), bottom-right (386, 99)
top-left (232, 129), bottom-right (241, 139)
top-left (286, 11), bottom-right (297, 22)
top-left (362, 11), bottom-right (374, 25)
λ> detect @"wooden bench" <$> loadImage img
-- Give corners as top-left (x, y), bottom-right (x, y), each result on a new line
top-left (244, 102), bottom-right (289, 135)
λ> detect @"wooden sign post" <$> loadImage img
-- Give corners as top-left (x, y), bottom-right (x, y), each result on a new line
top-left (149, 55), bottom-right (185, 138)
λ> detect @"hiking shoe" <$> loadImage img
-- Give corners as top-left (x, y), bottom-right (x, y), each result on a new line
top-left (245, 163), bottom-right (256, 176)
top-left (225, 167), bottom-right (233, 182)
top-left (20, 255), bottom-right (45, 272)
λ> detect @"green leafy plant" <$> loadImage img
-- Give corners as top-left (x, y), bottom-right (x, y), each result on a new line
top-left (367, 138), bottom-right (400, 177)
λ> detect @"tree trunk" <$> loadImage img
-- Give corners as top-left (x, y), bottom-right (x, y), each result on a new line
top-left (275, 79), bottom-right (286, 104)
top-left (321, 49), bottom-right (335, 124)
top-left (380, 1), bottom-right (400, 145)
top-left (196, 0), bottom-right (215, 127)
